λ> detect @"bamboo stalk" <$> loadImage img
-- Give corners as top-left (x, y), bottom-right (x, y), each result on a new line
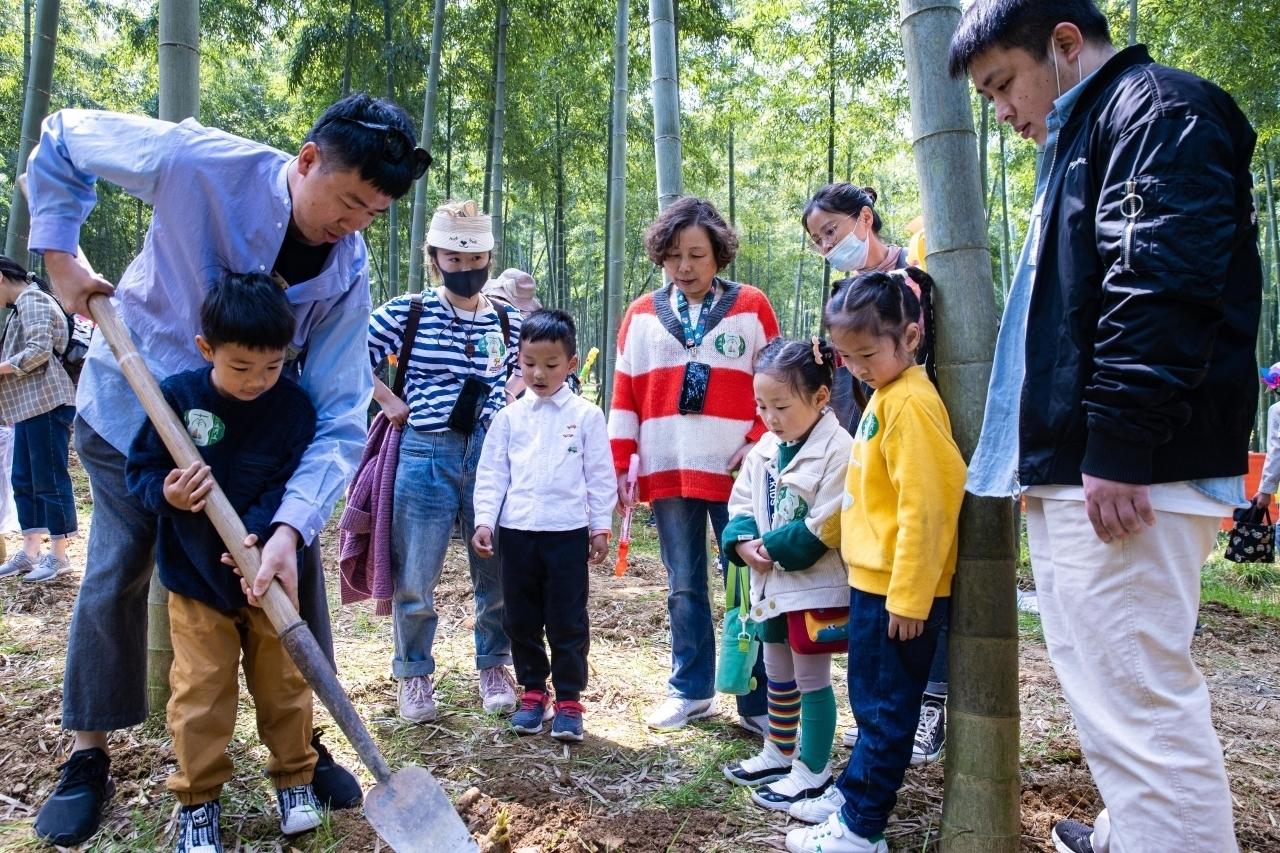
top-left (406, 0), bottom-right (446, 293)
top-left (5, 0), bottom-right (60, 262)
top-left (604, 0), bottom-right (628, 410)
top-left (649, 0), bottom-right (682, 211)
top-left (899, 1), bottom-right (1020, 849)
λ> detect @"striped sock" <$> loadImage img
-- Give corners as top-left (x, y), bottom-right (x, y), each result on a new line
top-left (767, 679), bottom-right (800, 756)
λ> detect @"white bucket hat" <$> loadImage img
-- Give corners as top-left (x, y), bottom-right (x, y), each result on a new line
top-left (427, 201), bottom-right (494, 253)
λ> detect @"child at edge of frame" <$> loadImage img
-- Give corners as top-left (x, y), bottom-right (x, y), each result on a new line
top-left (124, 271), bottom-right (323, 853)
top-left (471, 308), bottom-right (617, 742)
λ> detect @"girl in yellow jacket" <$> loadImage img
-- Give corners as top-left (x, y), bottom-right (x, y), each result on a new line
top-left (786, 272), bottom-right (966, 853)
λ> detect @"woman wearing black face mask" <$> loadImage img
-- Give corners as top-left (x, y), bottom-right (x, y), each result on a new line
top-left (367, 199), bottom-right (521, 724)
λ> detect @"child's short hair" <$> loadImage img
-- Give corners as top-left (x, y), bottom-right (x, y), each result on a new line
top-left (519, 308), bottom-right (576, 356)
top-left (755, 337), bottom-right (836, 398)
top-left (201, 272), bottom-right (296, 352)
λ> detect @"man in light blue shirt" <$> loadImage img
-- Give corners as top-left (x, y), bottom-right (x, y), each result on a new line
top-left (25, 93), bottom-right (428, 847)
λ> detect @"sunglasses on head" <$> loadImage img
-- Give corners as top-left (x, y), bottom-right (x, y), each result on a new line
top-left (317, 115), bottom-right (432, 180)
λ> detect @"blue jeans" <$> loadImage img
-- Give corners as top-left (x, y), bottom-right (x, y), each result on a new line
top-left (652, 497), bottom-right (766, 715)
top-left (11, 404), bottom-right (78, 538)
top-left (838, 588), bottom-right (949, 838)
top-left (391, 426), bottom-right (511, 677)
top-left (927, 622), bottom-right (949, 696)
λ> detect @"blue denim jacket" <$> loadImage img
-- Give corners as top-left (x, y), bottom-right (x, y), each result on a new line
top-left (26, 110), bottom-right (373, 544)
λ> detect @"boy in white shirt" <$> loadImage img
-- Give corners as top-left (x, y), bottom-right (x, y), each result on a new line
top-left (472, 309), bottom-right (616, 741)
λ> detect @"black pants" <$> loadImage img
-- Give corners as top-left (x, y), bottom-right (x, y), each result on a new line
top-left (498, 526), bottom-right (590, 701)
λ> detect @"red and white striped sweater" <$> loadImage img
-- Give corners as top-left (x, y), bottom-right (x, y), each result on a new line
top-left (608, 281), bottom-right (780, 503)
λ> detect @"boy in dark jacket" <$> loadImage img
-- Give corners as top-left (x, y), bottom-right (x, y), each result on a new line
top-left (949, 3), bottom-right (1257, 853)
top-left (125, 272), bottom-right (321, 853)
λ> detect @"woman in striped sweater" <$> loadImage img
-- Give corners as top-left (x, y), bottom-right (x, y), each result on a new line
top-left (608, 197), bottom-right (780, 732)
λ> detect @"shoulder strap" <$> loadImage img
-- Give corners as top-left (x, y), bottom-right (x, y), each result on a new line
top-left (392, 295), bottom-right (424, 401)
top-left (492, 299), bottom-right (514, 380)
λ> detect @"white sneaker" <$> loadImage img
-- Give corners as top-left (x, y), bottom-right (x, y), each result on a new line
top-left (736, 713), bottom-right (769, 738)
top-left (276, 784), bottom-right (323, 835)
top-left (23, 553), bottom-right (71, 583)
top-left (788, 784), bottom-right (844, 824)
top-left (398, 676), bottom-right (437, 723)
top-left (0, 550), bottom-right (37, 578)
top-left (785, 812), bottom-right (887, 853)
top-left (723, 738), bottom-right (792, 787)
top-left (479, 665), bottom-right (517, 714)
top-left (751, 760), bottom-right (833, 811)
top-left (174, 800), bottom-right (222, 853)
top-left (645, 697), bottom-right (714, 731)
top-left (841, 721), bottom-right (859, 748)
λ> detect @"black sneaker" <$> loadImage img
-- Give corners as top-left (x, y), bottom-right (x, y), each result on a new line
top-left (175, 800), bottom-right (222, 853)
top-left (1052, 819), bottom-right (1095, 853)
top-left (309, 728), bottom-right (362, 809)
top-left (910, 695), bottom-right (945, 766)
top-left (33, 747), bottom-right (116, 847)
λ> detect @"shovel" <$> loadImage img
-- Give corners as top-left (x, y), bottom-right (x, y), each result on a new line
top-left (63, 260), bottom-right (476, 851)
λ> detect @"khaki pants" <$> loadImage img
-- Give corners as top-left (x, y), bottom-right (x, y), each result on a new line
top-left (1026, 497), bottom-right (1237, 853)
top-left (166, 593), bottom-right (316, 805)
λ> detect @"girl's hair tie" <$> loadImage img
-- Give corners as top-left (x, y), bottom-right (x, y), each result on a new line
top-left (811, 336), bottom-right (824, 365)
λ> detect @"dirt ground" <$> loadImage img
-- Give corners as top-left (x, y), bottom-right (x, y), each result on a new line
top-left (1, 492), bottom-right (1278, 851)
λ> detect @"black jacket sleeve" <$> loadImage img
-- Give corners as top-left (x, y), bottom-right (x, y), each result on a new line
top-left (1083, 76), bottom-right (1239, 483)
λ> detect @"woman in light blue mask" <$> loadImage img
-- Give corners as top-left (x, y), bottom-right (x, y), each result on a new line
top-left (802, 185), bottom-right (911, 433)
top-left (802, 185), bottom-right (907, 277)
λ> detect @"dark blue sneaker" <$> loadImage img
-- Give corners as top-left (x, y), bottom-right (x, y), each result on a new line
top-left (1052, 819), bottom-right (1096, 853)
top-left (33, 747), bottom-right (115, 847)
top-left (511, 688), bottom-right (554, 735)
top-left (550, 700), bottom-right (585, 742)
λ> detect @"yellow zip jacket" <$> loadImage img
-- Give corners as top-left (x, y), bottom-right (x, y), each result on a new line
top-left (819, 365), bottom-right (966, 620)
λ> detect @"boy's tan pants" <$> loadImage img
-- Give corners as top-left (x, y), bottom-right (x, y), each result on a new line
top-left (166, 593), bottom-right (316, 805)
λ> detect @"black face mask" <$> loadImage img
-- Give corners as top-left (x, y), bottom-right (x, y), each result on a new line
top-left (440, 268), bottom-right (489, 299)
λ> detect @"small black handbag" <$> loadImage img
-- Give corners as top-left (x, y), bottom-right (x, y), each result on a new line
top-left (1225, 502), bottom-right (1274, 564)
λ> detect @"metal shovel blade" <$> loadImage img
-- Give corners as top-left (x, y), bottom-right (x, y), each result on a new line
top-left (364, 766), bottom-right (477, 852)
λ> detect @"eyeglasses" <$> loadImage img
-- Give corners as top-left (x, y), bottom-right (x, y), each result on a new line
top-left (317, 116), bottom-right (432, 180)
top-left (805, 213), bottom-right (857, 255)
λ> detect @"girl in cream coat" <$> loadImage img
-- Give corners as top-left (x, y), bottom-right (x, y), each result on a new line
top-left (720, 338), bottom-right (851, 816)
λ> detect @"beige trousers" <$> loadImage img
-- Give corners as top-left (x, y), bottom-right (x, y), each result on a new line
top-left (166, 593), bottom-right (316, 805)
top-left (1025, 497), bottom-right (1237, 853)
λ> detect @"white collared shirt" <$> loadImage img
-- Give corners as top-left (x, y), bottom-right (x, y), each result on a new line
top-left (474, 383), bottom-right (617, 534)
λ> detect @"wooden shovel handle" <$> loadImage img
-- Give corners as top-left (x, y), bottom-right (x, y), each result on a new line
top-left (84, 291), bottom-right (393, 784)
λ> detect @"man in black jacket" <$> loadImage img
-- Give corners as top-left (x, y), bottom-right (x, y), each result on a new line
top-left (950, 2), bottom-right (1258, 852)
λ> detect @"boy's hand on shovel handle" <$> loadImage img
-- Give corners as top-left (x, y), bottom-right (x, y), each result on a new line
top-left (222, 528), bottom-right (301, 611)
top-left (163, 462), bottom-right (213, 512)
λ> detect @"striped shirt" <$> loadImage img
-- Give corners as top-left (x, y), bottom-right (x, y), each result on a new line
top-left (369, 288), bottom-right (521, 432)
